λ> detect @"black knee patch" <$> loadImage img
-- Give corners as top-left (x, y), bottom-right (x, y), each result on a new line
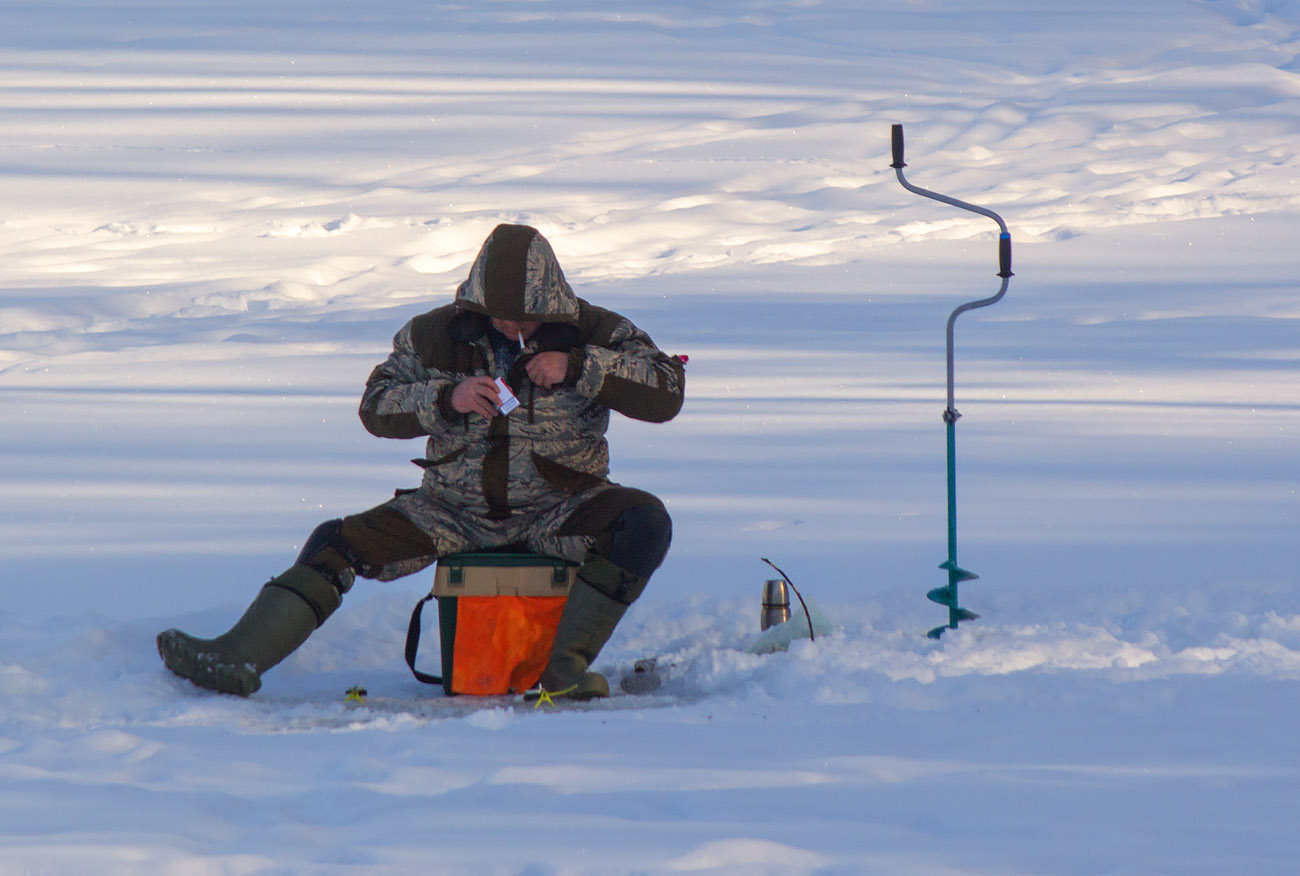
top-left (602, 503), bottom-right (672, 581)
top-left (559, 488), bottom-right (672, 576)
top-left (298, 519), bottom-right (358, 594)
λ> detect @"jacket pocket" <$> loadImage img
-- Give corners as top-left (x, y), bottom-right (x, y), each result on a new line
top-left (412, 446), bottom-right (467, 469)
top-left (532, 452), bottom-right (605, 495)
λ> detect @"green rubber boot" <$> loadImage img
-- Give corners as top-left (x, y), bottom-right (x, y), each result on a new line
top-left (156, 564), bottom-right (341, 697)
top-left (534, 557), bottom-right (645, 702)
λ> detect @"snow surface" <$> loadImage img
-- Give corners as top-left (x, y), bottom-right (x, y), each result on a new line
top-left (2, 1), bottom-right (1299, 873)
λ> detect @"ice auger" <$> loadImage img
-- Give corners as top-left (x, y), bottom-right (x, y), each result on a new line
top-left (889, 124), bottom-right (1014, 639)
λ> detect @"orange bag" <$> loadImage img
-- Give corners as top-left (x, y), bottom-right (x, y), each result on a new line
top-left (405, 552), bottom-right (577, 696)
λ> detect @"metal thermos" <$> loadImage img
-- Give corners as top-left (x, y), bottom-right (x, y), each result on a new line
top-left (761, 579), bottom-right (791, 630)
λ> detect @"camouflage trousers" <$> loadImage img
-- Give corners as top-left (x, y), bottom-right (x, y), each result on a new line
top-left (335, 482), bottom-right (664, 583)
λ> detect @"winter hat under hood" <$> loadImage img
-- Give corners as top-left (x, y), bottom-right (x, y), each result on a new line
top-left (455, 224), bottom-right (579, 325)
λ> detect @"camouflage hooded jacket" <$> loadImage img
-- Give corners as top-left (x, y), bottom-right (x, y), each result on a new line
top-left (358, 224), bottom-right (685, 519)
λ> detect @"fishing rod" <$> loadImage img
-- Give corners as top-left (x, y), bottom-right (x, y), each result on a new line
top-left (889, 124), bottom-right (1014, 639)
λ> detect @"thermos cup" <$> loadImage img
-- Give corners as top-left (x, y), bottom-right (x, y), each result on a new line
top-left (761, 579), bottom-right (791, 630)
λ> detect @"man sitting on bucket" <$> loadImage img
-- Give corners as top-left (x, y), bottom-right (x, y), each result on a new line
top-left (157, 223), bottom-right (684, 701)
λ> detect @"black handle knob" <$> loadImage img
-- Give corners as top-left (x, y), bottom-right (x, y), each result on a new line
top-left (891, 124), bottom-right (906, 169)
top-left (999, 234), bottom-right (1013, 278)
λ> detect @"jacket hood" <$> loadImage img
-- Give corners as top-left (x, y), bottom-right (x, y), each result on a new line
top-left (454, 224), bottom-right (579, 325)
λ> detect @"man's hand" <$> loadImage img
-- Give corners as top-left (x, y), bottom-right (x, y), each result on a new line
top-left (450, 376), bottom-right (502, 419)
top-left (525, 351), bottom-right (570, 389)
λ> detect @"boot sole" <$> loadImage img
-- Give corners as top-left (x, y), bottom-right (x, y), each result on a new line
top-left (525, 671), bottom-right (610, 704)
top-left (156, 629), bottom-right (261, 697)
top-left (573, 673), bottom-right (610, 700)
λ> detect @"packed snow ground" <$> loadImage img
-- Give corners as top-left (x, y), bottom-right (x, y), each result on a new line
top-left (2, 1), bottom-right (1299, 874)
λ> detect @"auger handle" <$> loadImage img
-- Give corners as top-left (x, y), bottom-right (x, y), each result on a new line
top-left (890, 123), bottom-right (1011, 256)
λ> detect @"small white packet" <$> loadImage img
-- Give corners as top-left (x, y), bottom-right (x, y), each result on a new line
top-left (494, 377), bottom-right (519, 415)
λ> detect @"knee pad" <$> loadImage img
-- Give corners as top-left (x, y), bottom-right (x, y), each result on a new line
top-left (297, 519), bottom-right (358, 594)
top-left (601, 502), bottom-right (672, 581)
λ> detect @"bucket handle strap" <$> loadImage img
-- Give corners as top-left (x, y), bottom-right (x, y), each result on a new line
top-left (404, 593), bottom-right (443, 686)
